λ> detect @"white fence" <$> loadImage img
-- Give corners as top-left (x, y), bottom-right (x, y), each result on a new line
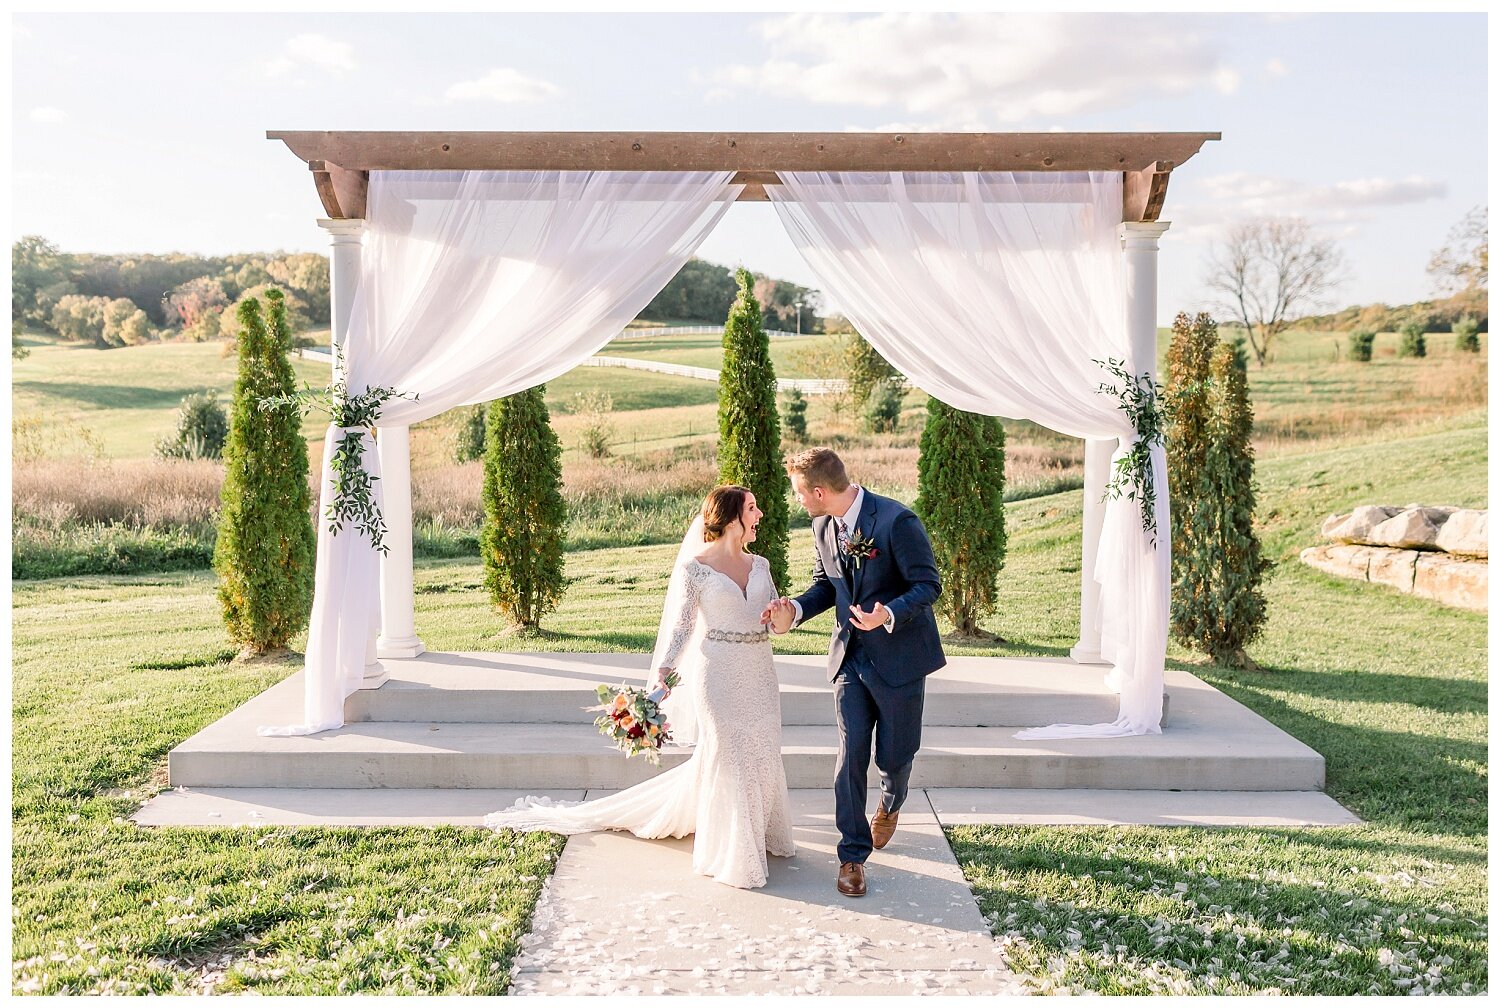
top-left (582, 356), bottom-right (846, 395)
top-left (618, 325), bottom-right (807, 340)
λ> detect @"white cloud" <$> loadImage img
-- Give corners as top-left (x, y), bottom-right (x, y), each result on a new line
top-left (265, 33), bottom-right (356, 77)
top-left (1201, 171), bottom-right (1448, 213)
top-left (29, 106), bottom-right (68, 123)
top-left (1265, 57), bottom-right (1289, 77)
top-left (1168, 171), bottom-right (1449, 246)
top-left (711, 13), bottom-right (1238, 127)
top-left (444, 67), bottom-right (560, 104)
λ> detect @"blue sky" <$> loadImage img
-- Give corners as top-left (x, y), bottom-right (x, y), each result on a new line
top-left (11, 11), bottom-right (1488, 323)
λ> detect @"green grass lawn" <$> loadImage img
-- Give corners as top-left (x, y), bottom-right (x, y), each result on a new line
top-left (600, 330), bottom-right (828, 376)
top-left (11, 409), bottom-right (1486, 994)
top-left (12, 342), bottom-right (332, 459)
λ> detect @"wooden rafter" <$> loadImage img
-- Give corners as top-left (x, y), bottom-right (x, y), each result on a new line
top-left (271, 131), bottom-right (1219, 220)
top-left (1123, 161), bottom-right (1173, 222)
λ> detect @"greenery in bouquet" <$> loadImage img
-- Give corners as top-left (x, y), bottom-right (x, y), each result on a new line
top-left (586, 670), bottom-right (681, 765)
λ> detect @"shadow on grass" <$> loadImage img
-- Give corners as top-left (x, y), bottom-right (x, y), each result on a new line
top-left (950, 825), bottom-right (1488, 995)
top-left (1189, 672), bottom-right (1486, 838)
top-left (14, 379), bottom-right (213, 411)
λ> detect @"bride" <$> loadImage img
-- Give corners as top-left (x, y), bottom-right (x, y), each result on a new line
top-left (485, 485), bottom-right (797, 890)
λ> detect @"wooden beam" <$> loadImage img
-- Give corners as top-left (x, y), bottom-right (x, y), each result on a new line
top-left (308, 159), bottom-right (369, 219)
top-left (269, 131), bottom-right (1220, 176)
top-left (1122, 161), bottom-right (1173, 222)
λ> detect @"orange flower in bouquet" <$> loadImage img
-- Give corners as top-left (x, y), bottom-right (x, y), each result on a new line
top-left (585, 669), bottom-right (681, 765)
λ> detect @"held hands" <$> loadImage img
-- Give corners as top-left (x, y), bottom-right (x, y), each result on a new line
top-left (760, 597), bottom-right (796, 635)
top-left (848, 602), bottom-right (890, 632)
top-left (650, 668), bottom-right (674, 700)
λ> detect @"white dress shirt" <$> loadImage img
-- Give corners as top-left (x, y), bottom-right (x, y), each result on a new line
top-left (780, 485), bottom-right (896, 634)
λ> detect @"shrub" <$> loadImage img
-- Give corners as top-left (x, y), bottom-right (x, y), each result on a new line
top-left (863, 379), bottom-right (904, 434)
top-left (1347, 329), bottom-right (1376, 362)
top-left (156, 390), bottom-right (229, 460)
top-left (779, 387), bottom-right (808, 440)
top-left (718, 267), bottom-right (791, 591)
top-left (571, 389), bottom-right (616, 458)
top-left (449, 403), bottom-right (488, 463)
top-left (481, 385), bottom-right (568, 631)
top-left (846, 334), bottom-right (901, 411)
top-left (914, 397), bottom-right (1006, 638)
top-left (213, 289), bottom-right (316, 655)
top-left (1398, 320), bottom-right (1427, 358)
top-left (13, 521), bottom-right (214, 580)
top-left (1454, 316), bottom-right (1481, 353)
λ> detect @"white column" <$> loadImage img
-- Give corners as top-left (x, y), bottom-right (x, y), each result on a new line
top-left (1119, 221), bottom-right (1170, 381)
top-left (318, 218), bottom-right (388, 689)
top-left (1104, 220), bottom-right (1171, 694)
top-left (375, 425), bottom-right (425, 658)
top-left (1070, 438), bottom-right (1114, 664)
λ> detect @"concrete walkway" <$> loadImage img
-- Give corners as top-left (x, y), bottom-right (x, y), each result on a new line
top-left (506, 791), bottom-right (1032, 996)
top-left (135, 785), bottom-right (1358, 996)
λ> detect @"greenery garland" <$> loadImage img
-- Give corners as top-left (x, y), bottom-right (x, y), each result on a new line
top-left (1093, 357), bottom-right (1166, 547)
top-left (260, 347), bottom-right (417, 554)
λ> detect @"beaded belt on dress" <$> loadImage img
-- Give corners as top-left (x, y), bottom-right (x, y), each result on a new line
top-left (704, 628), bottom-right (769, 644)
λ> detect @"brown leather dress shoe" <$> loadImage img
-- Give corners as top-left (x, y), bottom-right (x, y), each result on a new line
top-left (871, 807), bottom-right (900, 850)
top-left (837, 861), bottom-right (866, 897)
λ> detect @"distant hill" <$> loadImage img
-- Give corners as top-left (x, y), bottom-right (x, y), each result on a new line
top-left (1289, 290), bottom-right (1487, 333)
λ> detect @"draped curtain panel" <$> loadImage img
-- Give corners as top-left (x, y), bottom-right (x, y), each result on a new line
top-left (768, 171), bottom-right (1168, 737)
top-left (262, 170), bottom-right (742, 735)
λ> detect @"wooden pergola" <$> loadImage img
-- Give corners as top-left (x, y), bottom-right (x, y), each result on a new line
top-left (271, 130), bottom-right (1218, 220)
top-left (268, 130), bottom-right (1219, 681)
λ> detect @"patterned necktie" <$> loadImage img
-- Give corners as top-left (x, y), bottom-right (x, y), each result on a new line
top-left (836, 518), bottom-right (851, 555)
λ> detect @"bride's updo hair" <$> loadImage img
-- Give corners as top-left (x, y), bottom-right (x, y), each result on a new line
top-left (702, 485), bottom-right (752, 545)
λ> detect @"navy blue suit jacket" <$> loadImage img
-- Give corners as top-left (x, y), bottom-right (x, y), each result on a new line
top-left (792, 491), bottom-right (946, 687)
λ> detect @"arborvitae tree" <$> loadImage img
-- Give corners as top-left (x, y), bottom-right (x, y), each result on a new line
top-left (1190, 343), bottom-right (1269, 667)
top-left (846, 334), bottom-right (901, 421)
top-left (1398, 320), bottom-right (1427, 358)
top-left (718, 268), bottom-right (790, 590)
top-left (1454, 315), bottom-right (1481, 353)
top-left (863, 379), bottom-right (904, 433)
top-left (1347, 329), bottom-right (1376, 362)
top-left (1164, 311), bottom-right (1219, 656)
top-left (213, 289), bottom-right (316, 655)
top-left (779, 387), bottom-right (808, 440)
top-left (449, 403), bottom-right (487, 463)
top-left (481, 385), bottom-right (568, 632)
top-left (914, 397), bottom-right (1006, 638)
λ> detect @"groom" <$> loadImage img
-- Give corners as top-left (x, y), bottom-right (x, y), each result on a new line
top-left (765, 448), bottom-right (945, 897)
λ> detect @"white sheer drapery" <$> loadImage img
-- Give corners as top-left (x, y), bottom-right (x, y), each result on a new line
top-left (768, 171), bottom-right (1167, 737)
top-left (261, 170), bottom-right (741, 736)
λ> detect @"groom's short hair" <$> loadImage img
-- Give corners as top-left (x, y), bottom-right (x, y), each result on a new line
top-left (785, 447), bottom-right (850, 492)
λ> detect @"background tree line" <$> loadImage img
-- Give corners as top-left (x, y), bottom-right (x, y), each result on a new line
top-left (14, 240), bottom-right (823, 349)
top-left (12, 236), bottom-right (330, 349)
top-left (640, 256), bottom-right (823, 333)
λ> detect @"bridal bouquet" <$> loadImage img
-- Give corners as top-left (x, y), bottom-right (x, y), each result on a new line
top-left (586, 670), bottom-right (680, 765)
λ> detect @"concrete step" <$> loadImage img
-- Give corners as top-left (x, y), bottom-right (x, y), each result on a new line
top-left (133, 786), bottom-right (1362, 829)
top-left (170, 720), bottom-right (1323, 792)
top-left (343, 652), bottom-right (1169, 728)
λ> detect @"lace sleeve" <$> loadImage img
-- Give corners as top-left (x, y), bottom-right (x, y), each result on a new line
top-left (754, 553), bottom-right (780, 604)
top-left (659, 563), bottom-right (708, 669)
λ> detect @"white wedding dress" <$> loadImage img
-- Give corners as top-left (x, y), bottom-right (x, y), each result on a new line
top-left (485, 553), bottom-right (797, 890)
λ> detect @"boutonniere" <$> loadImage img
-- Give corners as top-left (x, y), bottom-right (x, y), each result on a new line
top-left (843, 528), bottom-right (879, 569)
